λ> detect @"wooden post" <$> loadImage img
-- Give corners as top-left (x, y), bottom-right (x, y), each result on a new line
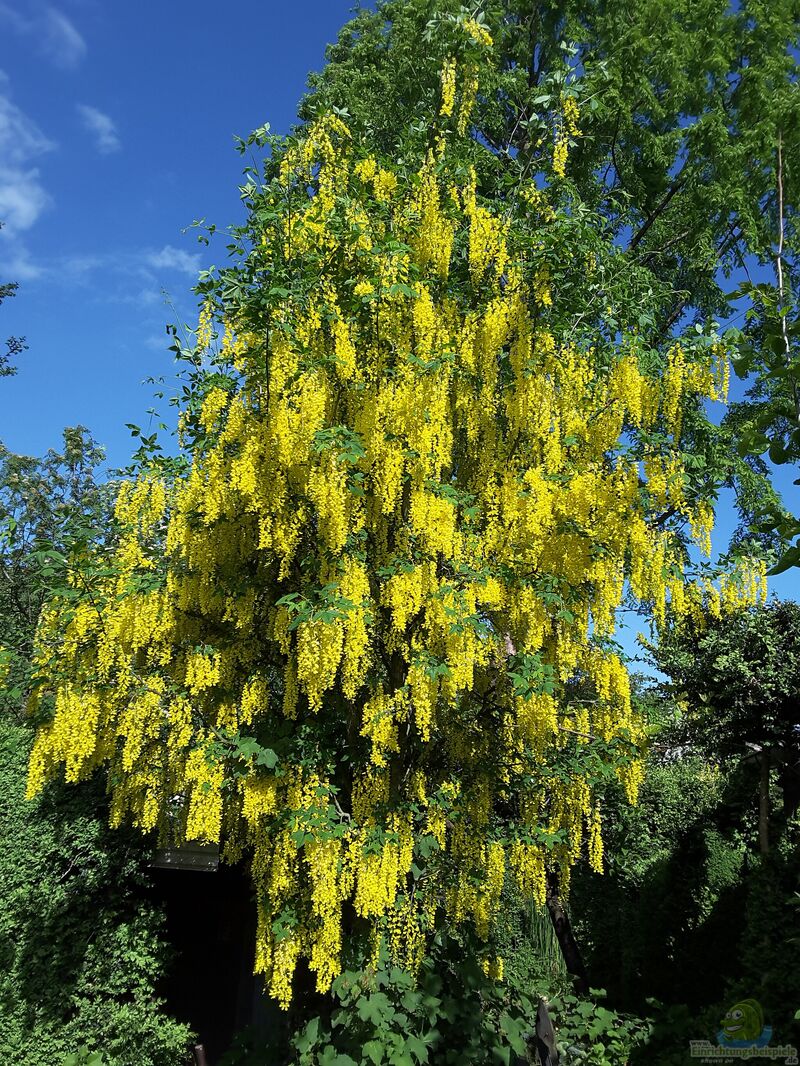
top-left (193, 1045), bottom-right (209, 1066)
top-left (533, 998), bottom-right (560, 1065)
top-left (545, 871), bottom-right (590, 995)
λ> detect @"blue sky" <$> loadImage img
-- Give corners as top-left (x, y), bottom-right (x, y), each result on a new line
top-left (0, 0), bottom-right (796, 625)
top-left (0, 0), bottom-right (364, 461)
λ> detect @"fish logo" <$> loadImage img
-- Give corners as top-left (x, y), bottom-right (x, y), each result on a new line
top-left (717, 998), bottom-right (773, 1048)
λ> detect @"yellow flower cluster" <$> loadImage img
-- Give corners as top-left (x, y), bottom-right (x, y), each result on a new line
top-left (388, 896), bottom-right (425, 975)
top-left (553, 97), bottom-right (580, 179)
top-left (463, 18), bottom-right (493, 48)
top-left (563, 96), bottom-right (580, 137)
top-left (408, 155), bottom-right (456, 279)
top-left (361, 686), bottom-right (407, 766)
top-left (197, 301), bottom-right (214, 350)
top-left (440, 57), bottom-right (456, 117)
top-left (463, 169), bottom-right (509, 283)
top-left (457, 63), bottom-right (480, 135)
top-left (185, 743), bottom-right (224, 843)
top-left (25, 56), bottom-right (766, 1008)
top-left (200, 386), bottom-right (229, 432)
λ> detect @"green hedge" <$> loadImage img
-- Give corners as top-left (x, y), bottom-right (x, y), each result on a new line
top-left (0, 718), bottom-right (193, 1066)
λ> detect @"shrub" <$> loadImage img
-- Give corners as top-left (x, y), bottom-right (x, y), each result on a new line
top-left (0, 718), bottom-right (193, 1066)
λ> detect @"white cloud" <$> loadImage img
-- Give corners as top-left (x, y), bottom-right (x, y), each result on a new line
top-left (42, 6), bottom-right (86, 69)
top-left (0, 4), bottom-right (86, 70)
top-left (0, 76), bottom-right (198, 286)
top-left (61, 253), bottom-right (105, 281)
top-left (77, 104), bottom-right (120, 154)
top-left (145, 245), bottom-right (201, 275)
top-left (0, 92), bottom-right (54, 237)
top-left (0, 170), bottom-right (50, 235)
top-left (1, 245), bottom-right (202, 293)
top-left (0, 93), bottom-right (55, 166)
top-left (135, 288), bottom-right (165, 306)
top-left (0, 245), bottom-right (43, 281)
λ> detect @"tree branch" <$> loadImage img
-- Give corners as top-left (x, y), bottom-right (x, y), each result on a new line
top-left (629, 173), bottom-right (688, 252)
top-left (775, 131), bottom-right (799, 421)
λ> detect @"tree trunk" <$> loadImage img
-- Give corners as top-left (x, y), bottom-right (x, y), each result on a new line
top-left (759, 748), bottom-right (770, 856)
top-left (545, 871), bottom-right (590, 995)
top-left (778, 740), bottom-right (800, 820)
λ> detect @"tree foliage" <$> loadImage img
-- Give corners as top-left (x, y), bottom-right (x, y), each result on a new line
top-left (0, 415), bottom-right (188, 1061)
top-left (17, 2), bottom-right (792, 1015)
top-left (0, 276), bottom-right (26, 379)
top-left (653, 600), bottom-right (800, 820)
top-left (570, 686), bottom-right (800, 1058)
top-left (304, 0), bottom-right (800, 563)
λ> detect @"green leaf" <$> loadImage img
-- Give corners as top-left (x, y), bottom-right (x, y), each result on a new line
top-left (500, 1013), bottom-right (527, 1055)
top-left (768, 543), bottom-right (800, 575)
top-left (363, 1040), bottom-right (385, 1065)
top-left (406, 1033), bottom-right (429, 1063)
top-left (358, 991), bottom-right (393, 1025)
top-left (388, 1053), bottom-right (414, 1066)
top-left (416, 834), bottom-right (439, 859)
top-left (320, 1050), bottom-right (357, 1066)
top-left (294, 1016), bottom-right (320, 1054)
top-left (768, 438), bottom-right (789, 465)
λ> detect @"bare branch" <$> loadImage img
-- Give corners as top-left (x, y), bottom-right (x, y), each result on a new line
top-left (776, 132), bottom-right (799, 420)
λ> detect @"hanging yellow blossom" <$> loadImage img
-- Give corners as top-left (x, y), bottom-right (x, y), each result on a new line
top-left (440, 57), bottom-right (457, 117)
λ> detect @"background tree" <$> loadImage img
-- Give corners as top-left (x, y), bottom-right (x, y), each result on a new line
top-left (0, 714), bottom-right (193, 1066)
top-left (303, 0), bottom-right (799, 562)
top-left (571, 647), bottom-right (800, 1060)
top-left (1, 220), bottom-right (27, 377)
top-left (653, 600), bottom-right (800, 851)
top-left (0, 428), bottom-right (112, 715)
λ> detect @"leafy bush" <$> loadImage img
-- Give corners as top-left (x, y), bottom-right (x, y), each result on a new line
top-left (220, 929), bottom-right (655, 1066)
top-left (492, 886), bottom-right (572, 997)
top-left (63, 1051), bottom-right (109, 1066)
top-left (547, 991), bottom-right (650, 1065)
top-left (571, 756), bottom-right (751, 1009)
top-left (0, 718), bottom-right (193, 1066)
top-left (221, 936), bottom-right (536, 1066)
top-left (726, 827), bottom-right (800, 1047)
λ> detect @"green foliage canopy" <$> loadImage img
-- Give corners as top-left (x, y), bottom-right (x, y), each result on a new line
top-left (303, 0), bottom-right (800, 562)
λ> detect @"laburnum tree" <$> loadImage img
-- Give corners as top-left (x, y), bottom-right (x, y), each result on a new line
top-left (19, 5), bottom-right (788, 1012)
